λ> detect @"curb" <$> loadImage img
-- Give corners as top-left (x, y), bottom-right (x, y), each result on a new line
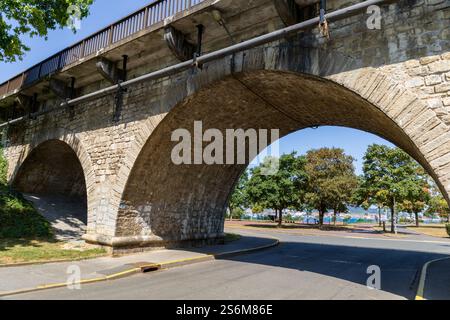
top-left (415, 256), bottom-right (450, 300)
top-left (0, 237), bottom-right (279, 298)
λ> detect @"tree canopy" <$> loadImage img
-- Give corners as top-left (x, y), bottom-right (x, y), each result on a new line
top-left (360, 144), bottom-right (429, 231)
top-left (246, 153), bottom-right (307, 226)
top-left (304, 148), bottom-right (357, 226)
top-left (226, 143), bottom-right (448, 231)
top-left (426, 182), bottom-right (450, 222)
top-left (0, 0), bottom-right (93, 62)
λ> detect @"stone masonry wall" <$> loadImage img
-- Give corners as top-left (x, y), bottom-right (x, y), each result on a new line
top-left (2, 0), bottom-right (450, 247)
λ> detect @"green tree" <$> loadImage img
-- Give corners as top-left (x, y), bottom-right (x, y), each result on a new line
top-left (246, 153), bottom-right (307, 227)
top-left (228, 170), bottom-right (249, 221)
top-left (361, 144), bottom-right (425, 232)
top-left (404, 165), bottom-right (430, 226)
top-left (0, 0), bottom-right (93, 62)
top-left (352, 177), bottom-right (389, 227)
top-left (427, 194), bottom-right (450, 223)
top-left (304, 148), bottom-right (357, 227)
top-left (401, 186), bottom-right (429, 226)
top-left (251, 204), bottom-right (264, 214)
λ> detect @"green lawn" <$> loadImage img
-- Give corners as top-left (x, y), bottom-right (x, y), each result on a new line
top-left (407, 225), bottom-right (449, 238)
top-left (0, 238), bottom-right (107, 265)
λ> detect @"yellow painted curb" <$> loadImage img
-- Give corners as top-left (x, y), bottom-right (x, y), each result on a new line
top-left (0, 237), bottom-right (279, 298)
top-left (415, 257), bottom-right (450, 300)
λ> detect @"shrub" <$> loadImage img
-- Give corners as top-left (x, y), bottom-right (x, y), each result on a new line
top-left (446, 224), bottom-right (450, 237)
top-left (231, 207), bottom-right (245, 220)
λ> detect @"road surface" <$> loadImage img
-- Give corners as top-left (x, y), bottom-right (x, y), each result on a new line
top-left (4, 229), bottom-right (450, 300)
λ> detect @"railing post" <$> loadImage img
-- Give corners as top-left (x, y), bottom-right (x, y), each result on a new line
top-left (109, 25), bottom-right (114, 45)
top-left (37, 63), bottom-right (43, 78)
top-left (80, 40), bottom-right (86, 59)
top-left (143, 7), bottom-right (149, 29)
top-left (57, 54), bottom-right (63, 69)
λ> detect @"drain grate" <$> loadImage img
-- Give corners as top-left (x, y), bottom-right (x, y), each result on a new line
top-left (140, 264), bottom-right (161, 273)
top-left (131, 262), bottom-right (161, 273)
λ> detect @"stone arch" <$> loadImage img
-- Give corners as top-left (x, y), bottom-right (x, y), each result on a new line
top-left (10, 131), bottom-right (95, 191)
top-left (13, 140), bottom-right (87, 199)
top-left (109, 43), bottom-right (450, 248)
top-left (10, 131), bottom-right (95, 235)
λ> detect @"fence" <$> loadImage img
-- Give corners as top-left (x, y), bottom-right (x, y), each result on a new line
top-left (0, 0), bottom-right (205, 97)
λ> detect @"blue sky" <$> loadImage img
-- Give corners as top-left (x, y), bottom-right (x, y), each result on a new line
top-left (276, 127), bottom-right (394, 175)
top-left (0, 1), bottom-right (394, 175)
top-left (0, 0), bottom-right (151, 82)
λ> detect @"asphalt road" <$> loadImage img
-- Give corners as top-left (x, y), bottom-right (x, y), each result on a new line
top-left (5, 229), bottom-right (450, 300)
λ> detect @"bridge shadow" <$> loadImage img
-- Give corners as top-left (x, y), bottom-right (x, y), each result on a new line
top-left (23, 194), bottom-right (87, 241)
top-left (210, 236), bottom-right (450, 300)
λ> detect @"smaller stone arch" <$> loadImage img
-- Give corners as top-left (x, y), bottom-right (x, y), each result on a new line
top-left (12, 140), bottom-right (87, 199)
top-left (10, 133), bottom-right (94, 239)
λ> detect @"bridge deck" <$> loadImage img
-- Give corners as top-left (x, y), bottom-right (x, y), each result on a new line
top-left (0, 0), bottom-right (282, 109)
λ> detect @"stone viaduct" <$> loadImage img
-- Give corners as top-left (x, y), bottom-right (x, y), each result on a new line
top-left (0, 0), bottom-right (449, 251)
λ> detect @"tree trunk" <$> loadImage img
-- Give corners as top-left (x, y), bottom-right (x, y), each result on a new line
top-left (278, 209), bottom-right (283, 227)
top-left (378, 207), bottom-right (382, 227)
top-left (390, 204), bottom-right (395, 233)
top-left (415, 212), bottom-right (419, 227)
top-left (229, 206), bottom-right (233, 221)
top-left (319, 210), bottom-right (324, 228)
top-left (333, 209), bottom-right (337, 226)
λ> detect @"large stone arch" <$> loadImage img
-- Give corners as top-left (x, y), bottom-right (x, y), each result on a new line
top-left (91, 41), bottom-right (450, 249)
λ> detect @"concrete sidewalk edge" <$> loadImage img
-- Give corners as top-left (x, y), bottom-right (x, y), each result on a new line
top-left (0, 237), bottom-right (280, 298)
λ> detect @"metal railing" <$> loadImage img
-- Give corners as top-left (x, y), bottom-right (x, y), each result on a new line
top-left (0, 0), bottom-right (205, 98)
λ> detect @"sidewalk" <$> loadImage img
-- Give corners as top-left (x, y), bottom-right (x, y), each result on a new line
top-left (0, 234), bottom-right (278, 297)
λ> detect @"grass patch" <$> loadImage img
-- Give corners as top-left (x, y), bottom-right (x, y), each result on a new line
top-left (0, 146), bottom-right (52, 239)
top-left (0, 149), bottom-right (106, 265)
top-left (0, 186), bottom-right (53, 239)
top-left (224, 233), bottom-right (241, 243)
top-left (407, 225), bottom-right (449, 238)
top-left (0, 238), bottom-right (107, 265)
